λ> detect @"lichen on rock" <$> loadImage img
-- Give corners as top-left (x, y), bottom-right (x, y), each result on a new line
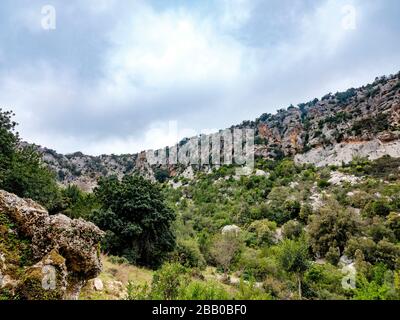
top-left (0, 190), bottom-right (105, 300)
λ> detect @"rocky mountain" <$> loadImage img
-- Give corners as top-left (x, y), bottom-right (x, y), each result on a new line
top-left (34, 72), bottom-right (400, 190)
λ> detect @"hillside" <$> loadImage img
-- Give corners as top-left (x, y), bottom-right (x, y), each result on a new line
top-left (2, 72), bottom-right (400, 301)
top-left (33, 72), bottom-right (400, 191)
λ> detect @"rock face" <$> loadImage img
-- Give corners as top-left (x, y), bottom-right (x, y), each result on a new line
top-left (0, 190), bottom-right (105, 300)
top-left (295, 139), bottom-right (400, 167)
top-left (27, 71), bottom-right (400, 187)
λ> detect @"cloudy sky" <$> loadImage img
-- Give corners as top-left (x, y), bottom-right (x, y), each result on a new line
top-left (0, 0), bottom-right (399, 155)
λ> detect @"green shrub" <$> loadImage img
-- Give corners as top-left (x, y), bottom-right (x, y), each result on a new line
top-left (308, 201), bottom-right (360, 257)
top-left (282, 220), bottom-right (303, 240)
top-left (150, 263), bottom-right (190, 300)
top-left (235, 279), bottom-right (271, 300)
top-left (317, 179), bottom-right (331, 189)
top-left (247, 219), bottom-right (277, 246)
top-left (363, 199), bottom-right (392, 217)
top-left (178, 280), bottom-right (230, 300)
top-left (386, 212), bottom-right (400, 241)
top-left (238, 247), bottom-right (272, 281)
top-left (172, 238), bottom-right (206, 269)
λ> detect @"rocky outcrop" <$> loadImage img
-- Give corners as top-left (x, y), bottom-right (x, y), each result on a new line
top-left (0, 190), bottom-right (104, 300)
top-left (27, 71), bottom-right (400, 184)
top-left (294, 139), bottom-right (400, 167)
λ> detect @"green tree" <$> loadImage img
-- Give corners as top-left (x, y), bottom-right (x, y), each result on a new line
top-left (308, 201), bottom-right (360, 256)
top-left (60, 185), bottom-right (100, 219)
top-left (92, 174), bottom-right (176, 267)
top-left (0, 109), bottom-right (61, 211)
top-left (210, 233), bottom-right (242, 274)
top-left (277, 237), bottom-right (310, 299)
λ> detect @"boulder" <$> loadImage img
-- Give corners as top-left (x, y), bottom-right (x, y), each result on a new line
top-left (221, 225), bottom-right (241, 236)
top-left (18, 250), bottom-right (68, 300)
top-left (93, 278), bottom-right (104, 291)
top-left (0, 190), bottom-right (105, 300)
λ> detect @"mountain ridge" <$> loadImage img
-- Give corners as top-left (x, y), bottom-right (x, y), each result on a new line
top-left (31, 71), bottom-right (400, 191)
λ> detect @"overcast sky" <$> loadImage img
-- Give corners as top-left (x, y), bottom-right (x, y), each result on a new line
top-left (0, 0), bottom-right (399, 155)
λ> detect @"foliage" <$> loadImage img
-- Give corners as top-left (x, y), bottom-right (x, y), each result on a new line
top-left (210, 233), bottom-right (243, 273)
top-left (246, 219), bottom-right (277, 246)
top-left (178, 280), bottom-right (231, 300)
top-left (171, 238), bottom-right (206, 269)
top-left (276, 237), bottom-right (310, 298)
top-left (60, 185), bottom-right (100, 219)
top-left (308, 201), bottom-right (360, 256)
top-left (0, 109), bottom-right (61, 211)
top-left (282, 220), bottom-right (303, 240)
top-left (92, 174), bottom-right (176, 268)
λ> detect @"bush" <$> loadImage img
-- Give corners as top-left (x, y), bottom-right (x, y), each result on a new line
top-left (317, 179), bottom-right (331, 189)
top-left (282, 220), bottom-right (303, 240)
top-left (247, 219), bottom-right (277, 246)
top-left (345, 237), bottom-right (400, 269)
top-left (178, 280), bottom-right (230, 300)
top-left (303, 263), bottom-right (347, 299)
top-left (265, 187), bottom-right (300, 224)
top-left (308, 201), bottom-right (360, 257)
top-left (237, 247), bottom-right (272, 281)
top-left (325, 246), bottom-right (340, 265)
top-left (363, 199), bottom-right (392, 217)
top-left (172, 238), bottom-right (206, 269)
top-left (150, 263), bottom-right (190, 300)
top-left (386, 212), bottom-right (400, 241)
top-left (235, 279), bottom-right (271, 300)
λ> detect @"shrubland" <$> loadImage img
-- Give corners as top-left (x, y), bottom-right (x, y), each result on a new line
top-left (1, 108), bottom-right (400, 300)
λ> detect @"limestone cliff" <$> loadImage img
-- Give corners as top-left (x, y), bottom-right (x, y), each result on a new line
top-left (31, 71), bottom-right (400, 188)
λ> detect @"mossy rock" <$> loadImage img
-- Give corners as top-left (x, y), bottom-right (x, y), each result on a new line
top-left (18, 250), bottom-right (67, 300)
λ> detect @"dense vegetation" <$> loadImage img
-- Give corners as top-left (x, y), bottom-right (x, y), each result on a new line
top-left (1, 109), bottom-right (400, 300)
top-left (0, 109), bottom-right (61, 212)
top-left (159, 157), bottom-right (400, 300)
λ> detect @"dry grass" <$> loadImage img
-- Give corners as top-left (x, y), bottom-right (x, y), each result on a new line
top-left (101, 254), bottom-right (153, 285)
top-left (79, 254), bottom-right (153, 300)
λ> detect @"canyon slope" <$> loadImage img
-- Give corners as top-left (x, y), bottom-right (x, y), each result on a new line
top-left (34, 72), bottom-right (400, 190)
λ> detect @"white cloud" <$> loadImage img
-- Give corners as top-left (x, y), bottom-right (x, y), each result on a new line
top-left (105, 3), bottom-right (250, 91)
top-left (219, 0), bottom-right (253, 29)
top-left (0, 0), bottom-right (399, 155)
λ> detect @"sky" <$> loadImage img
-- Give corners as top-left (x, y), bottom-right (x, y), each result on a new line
top-left (0, 0), bottom-right (399, 155)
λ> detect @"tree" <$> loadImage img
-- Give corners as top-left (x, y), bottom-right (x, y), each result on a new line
top-left (308, 200), bottom-right (360, 256)
top-left (60, 185), bottom-right (99, 219)
top-left (210, 233), bottom-right (242, 274)
top-left (277, 237), bottom-right (310, 299)
top-left (0, 109), bottom-right (61, 211)
top-left (92, 174), bottom-right (176, 268)
top-left (154, 168), bottom-right (170, 183)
